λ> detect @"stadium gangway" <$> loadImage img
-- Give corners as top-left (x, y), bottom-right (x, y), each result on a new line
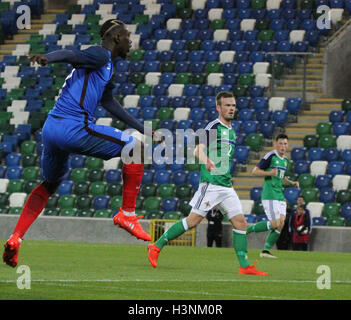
top-left (265, 51), bottom-right (315, 110)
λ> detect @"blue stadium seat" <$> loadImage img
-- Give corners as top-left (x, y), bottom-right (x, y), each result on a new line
top-left (270, 19), bottom-right (285, 31)
top-left (155, 170), bottom-right (172, 184)
top-left (319, 188), bottom-right (335, 203)
top-left (236, 133), bottom-right (246, 146)
top-left (5, 153), bottom-right (21, 167)
top-left (198, 29), bottom-right (214, 41)
top-left (231, 121), bottom-right (242, 134)
top-left (268, 9), bottom-right (282, 20)
top-left (252, 97), bottom-right (268, 111)
top-left (162, 198), bottom-right (178, 212)
top-left (172, 96), bottom-right (186, 108)
top-left (238, 62), bottom-right (253, 74)
top-left (236, 51), bottom-right (250, 63)
top-left (187, 96), bottom-right (202, 108)
top-left (181, 19), bottom-right (195, 30)
top-left (184, 29), bottom-right (198, 41)
top-left (250, 51), bottom-right (265, 63)
top-left (272, 110), bottom-right (288, 126)
top-left (196, 19), bottom-right (210, 30)
top-left (312, 217), bottom-right (327, 226)
top-left (194, 8), bottom-right (208, 19)
top-left (327, 161), bottom-right (345, 176)
top-left (243, 121), bottom-right (259, 135)
top-left (145, 61), bottom-right (160, 72)
top-left (154, 29), bottom-right (168, 40)
top-left (161, 119), bottom-right (176, 130)
top-left (284, 187), bottom-right (301, 204)
top-left (189, 171), bottom-right (200, 190)
top-left (239, 108), bottom-right (254, 121)
top-left (298, 8), bottom-right (312, 20)
top-left (308, 147), bottom-right (324, 161)
top-left (274, 30), bottom-right (289, 42)
top-left (226, 19), bottom-right (241, 31)
top-left (341, 203), bottom-right (351, 219)
top-left (286, 19), bottom-right (300, 30)
top-left (223, 9), bottom-right (237, 19)
top-left (7, 166), bottom-right (23, 180)
top-left (255, 110), bottom-right (272, 122)
top-left (93, 195), bottom-right (110, 210)
top-left (232, 40), bottom-right (247, 52)
top-left (329, 110), bottom-right (345, 123)
top-left (139, 96), bottom-right (155, 108)
top-left (190, 62), bottom-right (206, 73)
top-left (234, 146), bottom-right (250, 163)
top-left (69, 154), bottom-right (86, 169)
top-left (294, 160), bottom-right (311, 175)
top-left (301, 19), bottom-right (316, 31)
top-left (106, 170), bottom-right (122, 184)
top-left (201, 85), bottom-right (215, 97)
top-left (184, 85), bottom-right (200, 97)
top-left (202, 40), bottom-right (216, 51)
top-left (229, 30), bottom-right (243, 41)
top-left (238, 8), bottom-right (252, 18)
top-left (236, 97), bottom-right (251, 110)
top-left (223, 73), bottom-right (238, 86)
top-left (142, 107), bottom-right (157, 120)
top-left (192, 120), bottom-right (208, 131)
top-left (115, 72), bottom-right (130, 84)
top-left (127, 108), bottom-right (140, 118)
top-left (171, 39), bottom-right (186, 51)
top-left (189, 108), bottom-right (205, 121)
top-left (57, 180), bottom-right (74, 196)
top-left (0, 142), bottom-right (16, 156)
top-left (259, 121), bottom-right (275, 139)
top-left (262, 40), bottom-right (277, 52)
top-left (294, 41), bottom-right (309, 52)
top-left (175, 61), bottom-right (190, 73)
top-left (244, 30), bottom-right (258, 41)
top-left (286, 98), bottom-right (302, 114)
top-left (189, 50), bottom-right (204, 63)
top-left (153, 84), bottom-right (169, 96)
top-left (177, 120), bottom-right (193, 130)
top-left (333, 122), bottom-right (350, 136)
top-left (342, 149), bottom-right (351, 163)
top-left (291, 147), bottom-right (307, 161)
top-left (324, 148), bottom-right (340, 162)
top-left (250, 187), bottom-right (263, 202)
top-left (249, 86), bottom-right (264, 98)
top-left (142, 169), bottom-right (155, 184)
top-left (314, 174), bottom-right (332, 189)
top-left (305, 30), bottom-right (320, 46)
top-left (174, 50), bottom-right (188, 62)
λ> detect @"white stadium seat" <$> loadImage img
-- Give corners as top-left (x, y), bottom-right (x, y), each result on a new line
top-left (173, 107), bottom-right (190, 120)
top-left (166, 18), bottom-right (181, 30)
top-left (9, 193), bottom-right (27, 208)
top-left (306, 202), bottom-right (324, 218)
top-left (336, 135), bottom-right (351, 151)
top-left (219, 50), bottom-right (235, 63)
top-left (268, 97), bottom-right (286, 111)
top-left (266, 0), bottom-right (282, 9)
top-left (145, 72), bottom-right (162, 85)
top-left (241, 200), bottom-right (254, 215)
top-left (207, 73), bottom-right (223, 86)
top-left (123, 95), bottom-right (140, 108)
top-left (157, 39), bottom-right (173, 51)
top-left (289, 30), bottom-right (306, 44)
top-left (103, 157), bottom-right (121, 170)
top-left (168, 84), bottom-right (184, 97)
top-left (208, 8), bottom-right (223, 21)
top-left (255, 74), bottom-right (271, 87)
top-left (310, 161), bottom-right (328, 176)
top-left (213, 29), bottom-right (229, 41)
top-left (96, 117), bottom-right (113, 126)
top-left (253, 62), bottom-right (269, 74)
top-left (0, 179), bottom-right (9, 193)
top-left (240, 19), bottom-right (256, 31)
top-left (332, 174), bottom-right (351, 191)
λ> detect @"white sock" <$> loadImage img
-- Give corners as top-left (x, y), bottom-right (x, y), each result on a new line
top-left (122, 210), bottom-right (135, 217)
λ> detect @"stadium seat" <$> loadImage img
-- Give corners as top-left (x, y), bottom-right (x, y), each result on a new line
top-left (327, 161), bottom-right (345, 177)
top-left (57, 180), bottom-right (74, 196)
top-left (58, 194), bottom-right (76, 209)
top-left (310, 161), bottom-right (328, 176)
top-left (93, 195), bottom-right (110, 210)
top-left (336, 189), bottom-right (351, 205)
top-left (306, 202), bottom-right (324, 218)
top-left (284, 187), bottom-right (301, 204)
top-left (319, 188), bottom-right (335, 203)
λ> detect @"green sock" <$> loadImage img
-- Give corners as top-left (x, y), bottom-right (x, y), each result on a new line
top-left (155, 219), bottom-right (188, 249)
top-left (263, 229), bottom-right (281, 250)
top-left (247, 220), bottom-right (272, 234)
top-left (232, 229), bottom-right (250, 268)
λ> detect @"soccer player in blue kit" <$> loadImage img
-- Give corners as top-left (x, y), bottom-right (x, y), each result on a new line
top-left (3, 19), bottom-right (153, 267)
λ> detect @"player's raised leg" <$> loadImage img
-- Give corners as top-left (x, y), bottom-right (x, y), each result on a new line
top-left (108, 132), bottom-right (150, 241)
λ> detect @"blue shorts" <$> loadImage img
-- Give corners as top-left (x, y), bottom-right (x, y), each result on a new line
top-left (41, 115), bottom-right (136, 182)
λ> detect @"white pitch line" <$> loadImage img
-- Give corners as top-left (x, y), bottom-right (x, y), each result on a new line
top-left (0, 278), bottom-right (351, 284)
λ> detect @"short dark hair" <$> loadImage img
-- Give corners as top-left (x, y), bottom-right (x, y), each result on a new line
top-left (275, 133), bottom-right (289, 141)
top-left (216, 91), bottom-right (234, 106)
top-left (100, 19), bottom-right (125, 39)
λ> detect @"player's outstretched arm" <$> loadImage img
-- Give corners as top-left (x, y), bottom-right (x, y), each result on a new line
top-left (252, 166), bottom-right (277, 177)
top-left (28, 46), bottom-right (109, 69)
top-left (100, 84), bottom-right (146, 135)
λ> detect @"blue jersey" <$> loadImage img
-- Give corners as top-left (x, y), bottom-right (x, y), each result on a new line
top-left (48, 45), bottom-right (113, 123)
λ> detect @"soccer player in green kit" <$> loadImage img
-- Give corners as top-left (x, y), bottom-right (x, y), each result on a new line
top-left (147, 92), bottom-right (267, 276)
top-left (247, 133), bottom-right (299, 258)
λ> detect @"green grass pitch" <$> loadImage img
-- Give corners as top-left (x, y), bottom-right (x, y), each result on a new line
top-left (0, 239), bottom-right (350, 300)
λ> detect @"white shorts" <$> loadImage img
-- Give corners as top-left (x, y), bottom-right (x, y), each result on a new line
top-left (262, 200), bottom-right (287, 221)
top-left (189, 182), bottom-right (243, 220)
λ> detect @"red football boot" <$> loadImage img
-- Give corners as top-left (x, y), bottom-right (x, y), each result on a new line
top-left (147, 244), bottom-right (160, 268)
top-left (3, 233), bottom-right (22, 268)
top-left (113, 209), bottom-right (151, 241)
top-left (238, 261), bottom-right (268, 276)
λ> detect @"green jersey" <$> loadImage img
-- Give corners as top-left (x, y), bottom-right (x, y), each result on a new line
top-left (199, 119), bottom-right (236, 188)
top-left (257, 150), bottom-right (288, 201)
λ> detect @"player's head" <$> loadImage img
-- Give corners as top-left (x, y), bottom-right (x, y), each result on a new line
top-left (100, 19), bottom-right (131, 60)
top-left (216, 91), bottom-right (236, 123)
top-left (274, 133), bottom-right (289, 156)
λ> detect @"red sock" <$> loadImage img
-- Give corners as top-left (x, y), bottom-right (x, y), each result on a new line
top-left (121, 163), bottom-right (144, 213)
top-left (13, 184), bottom-right (51, 239)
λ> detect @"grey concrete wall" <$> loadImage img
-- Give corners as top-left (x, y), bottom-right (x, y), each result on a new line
top-left (1, 215), bottom-right (351, 252)
top-left (323, 23), bottom-right (351, 98)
